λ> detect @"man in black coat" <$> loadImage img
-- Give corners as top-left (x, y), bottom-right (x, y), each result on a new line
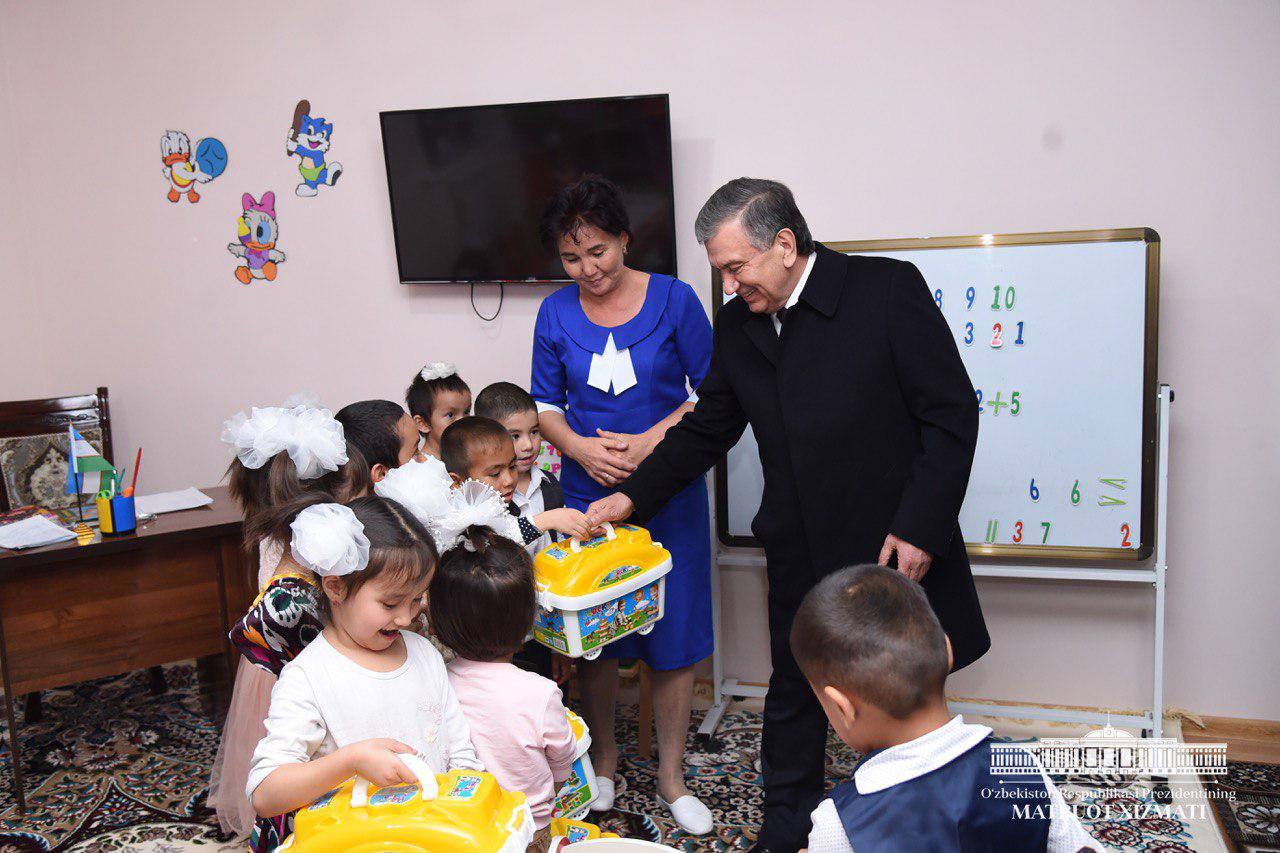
top-left (587, 178), bottom-right (989, 852)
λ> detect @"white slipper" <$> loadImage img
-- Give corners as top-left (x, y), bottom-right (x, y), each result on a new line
top-left (658, 793), bottom-right (714, 836)
top-left (590, 776), bottom-right (616, 812)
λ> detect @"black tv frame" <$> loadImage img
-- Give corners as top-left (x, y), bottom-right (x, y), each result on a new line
top-left (379, 93), bottom-right (677, 284)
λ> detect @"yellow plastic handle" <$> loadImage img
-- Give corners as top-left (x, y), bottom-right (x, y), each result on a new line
top-left (568, 522), bottom-right (616, 554)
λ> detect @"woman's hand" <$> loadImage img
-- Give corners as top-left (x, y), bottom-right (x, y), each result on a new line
top-left (573, 434), bottom-right (636, 488)
top-left (595, 428), bottom-right (660, 470)
top-left (340, 738), bottom-right (418, 787)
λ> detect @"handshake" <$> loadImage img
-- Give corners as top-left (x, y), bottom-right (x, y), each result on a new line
top-left (532, 493), bottom-right (636, 541)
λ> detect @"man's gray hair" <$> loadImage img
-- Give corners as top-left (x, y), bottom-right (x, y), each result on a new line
top-left (694, 178), bottom-right (815, 255)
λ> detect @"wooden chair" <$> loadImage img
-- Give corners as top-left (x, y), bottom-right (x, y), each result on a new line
top-left (0, 388), bottom-right (166, 722)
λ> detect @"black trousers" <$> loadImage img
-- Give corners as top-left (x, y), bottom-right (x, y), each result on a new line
top-left (754, 539), bottom-right (828, 852)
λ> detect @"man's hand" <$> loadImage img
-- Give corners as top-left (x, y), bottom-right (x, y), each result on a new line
top-left (586, 493), bottom-right (635, 527)
top-left (551, 654), bottom-right (574, 685)
top-left (878, 533), bottom-right (933, 582)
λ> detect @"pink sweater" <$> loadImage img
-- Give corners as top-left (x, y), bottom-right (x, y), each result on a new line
top-left (446, 658), bottom-right (578, 827)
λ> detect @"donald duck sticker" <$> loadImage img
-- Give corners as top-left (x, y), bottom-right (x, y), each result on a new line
top-left (286, 99), bottom-right (343, 197)
top-left (227, 192), bottom-right (286, 284)
top-left (161, 130), bottom-right (227, 203)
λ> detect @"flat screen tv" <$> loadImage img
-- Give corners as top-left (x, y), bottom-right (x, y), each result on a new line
top-left (380, 94), bottom-right (676, 283)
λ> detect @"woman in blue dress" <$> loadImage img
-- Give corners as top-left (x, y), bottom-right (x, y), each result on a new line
top-left (531, 176), bottom-right (714, 835)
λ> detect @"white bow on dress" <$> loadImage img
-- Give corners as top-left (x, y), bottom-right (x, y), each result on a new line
top-left (586, 333), bottom-right (637, 395)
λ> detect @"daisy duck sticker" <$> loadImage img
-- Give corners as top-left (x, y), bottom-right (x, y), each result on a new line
top-left (286, 99), bottom-right (343, 197)
top-left (227, 192), bottom-right (286, 285)
top-left (161, 130), bottom-right (227, 203)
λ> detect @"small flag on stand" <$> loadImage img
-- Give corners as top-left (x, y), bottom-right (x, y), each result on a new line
top-left (65, 423), bottom-right (115, 495)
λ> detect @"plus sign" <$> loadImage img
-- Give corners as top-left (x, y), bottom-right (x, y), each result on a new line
top-left (989, 390), bottom-right (1009, 415)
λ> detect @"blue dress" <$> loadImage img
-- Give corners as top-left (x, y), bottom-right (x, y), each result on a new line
top-left (531, 274), bottom-right (713, 671)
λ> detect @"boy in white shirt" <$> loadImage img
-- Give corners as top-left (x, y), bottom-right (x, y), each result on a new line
top-left (474, 382), bottom-right (565, 556)
top-left (790, 565), bottom-right (1097, 853)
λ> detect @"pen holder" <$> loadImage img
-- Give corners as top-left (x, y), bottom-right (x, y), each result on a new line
top-left (96, 494), bottom-right (137, 535)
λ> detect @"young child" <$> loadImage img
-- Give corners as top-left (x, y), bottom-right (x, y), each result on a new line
top-left (247, 494), bottom-right (482, 830)
top-left (334, 399), bottom-right (420, 482)
top-left (791, 565), bottom-right (1096, 853)
top-left (430, 524), bottom-right (578, 852)
top-left (440, 416), bottom-right (593, 545)
top-left (474, 382), bottom-right (565, 555)
top-left (212, 404), bottom-right (370, 840)
top-left (406, 362), bottom-right (472, 460)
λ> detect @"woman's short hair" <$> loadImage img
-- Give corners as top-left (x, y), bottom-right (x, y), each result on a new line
top-left (538, 174), bottom-right (631, 252)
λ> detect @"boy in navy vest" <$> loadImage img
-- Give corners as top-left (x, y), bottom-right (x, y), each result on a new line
top-left (791, 565), bottom-right (1096, 852)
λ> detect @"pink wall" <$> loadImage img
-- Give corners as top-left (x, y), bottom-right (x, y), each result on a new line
top-left (1, 1), bottom-right (1276, 719)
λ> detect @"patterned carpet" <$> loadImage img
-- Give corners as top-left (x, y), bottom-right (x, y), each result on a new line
top-left (0, 663), bottom-right (1250, 851)
top-left (1207, 760), bottom-right (1280, 852)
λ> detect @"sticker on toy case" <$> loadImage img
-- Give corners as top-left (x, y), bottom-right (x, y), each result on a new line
top-left (597, 564), bottom-right (642, 589)
top-left (447, 774), bottom-right (482, 800)
top-left (287, 99), bottom-right (343, 197)
top-left (554, 758), bottom-right (592, 816)
top-left (369, 783), bottom-right (419, 806)
top-left (534, 607), bottom-right (569, 653)
top-left (227, 192), bottom-right (286, 285)
top-left (567, 825), bottom-right (591, 842)
top-left (579, 582), bottom-right (660, 652)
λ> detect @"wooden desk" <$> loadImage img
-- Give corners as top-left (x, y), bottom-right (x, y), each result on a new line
top-left (0, 486), bottom-right (252, 811)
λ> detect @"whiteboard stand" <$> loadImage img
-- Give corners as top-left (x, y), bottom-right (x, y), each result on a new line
top-left (700, 383), bottom-right (1172, 743)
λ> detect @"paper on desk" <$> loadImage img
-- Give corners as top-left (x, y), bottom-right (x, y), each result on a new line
top-left (133, 488), bottom-right (214, 516)
top-left (0, 515), bottom-right (77, 550)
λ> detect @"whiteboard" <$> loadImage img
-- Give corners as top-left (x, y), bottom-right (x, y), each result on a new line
top-left (715, 229), bottom-right (1159, 561)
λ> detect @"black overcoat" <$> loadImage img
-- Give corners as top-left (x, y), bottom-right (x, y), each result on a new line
top-left (621, 243), bottom-right (990, 669)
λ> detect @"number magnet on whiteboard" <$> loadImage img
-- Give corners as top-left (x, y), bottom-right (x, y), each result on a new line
top-left (965, 286), bottom-right (975, 310)
top-left (1012, 520), bottom-right (1023, 544)
top-left (1070, 480), bottom-right (1081, 505)
top-left (1098, 478), bottom-right (1127, 490)
top-left (1029, 478), bottom-right (1040, 502)
top-left (1097, 495), bottom-right (1126, 507)
top-left (990, 323), bottom-right (1003, 348)
top-left (1040, 521), bottom-right (1051, 544)
top-left (1120, 523), bottom-right (1133, 548)
top-left (984, 519), bottom-right (998, 544)
top-left (933, 289), bottom-right (944, 310)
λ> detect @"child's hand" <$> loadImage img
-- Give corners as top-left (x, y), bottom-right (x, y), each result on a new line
top-left (341, 738), bottom-right (418, 787)
top-left (536, 508), bottom-right (597, 541)
top-left (552, 654), bottom-right (574, 685)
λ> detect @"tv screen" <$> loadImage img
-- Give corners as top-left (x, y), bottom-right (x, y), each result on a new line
top-left (380, 94), bottom-right (676, 283)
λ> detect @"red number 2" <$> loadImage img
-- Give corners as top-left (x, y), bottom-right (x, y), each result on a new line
top-left (991, 323), bottom-right (1003, 347)
top-left (1120, 523), bottom-right (1132, 548)
top-left (1013, 520), bottom-right (1023, 544)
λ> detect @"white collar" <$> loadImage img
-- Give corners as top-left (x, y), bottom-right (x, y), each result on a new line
top-left (517, 466), bottom-right (545, 501)
top-left (779, 251), bottom-right (816, 315)
top-left (853, 715), bottom-right (993, 794)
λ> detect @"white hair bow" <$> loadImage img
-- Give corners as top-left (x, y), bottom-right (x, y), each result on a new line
top-left (283, 390), bottom-right (323, 410)
top-left (221, 405), bottom-right (348, 479)
top-left (290, 503), bottom-right (370, 577)
top-left (419, 362), bottom-right (458, 382)
top-left (429, 480), bottom-right (523, 553)
top-left (374, 456), bottom-right (454, 528)
top-left (221, 406), bottom-right (293, 471)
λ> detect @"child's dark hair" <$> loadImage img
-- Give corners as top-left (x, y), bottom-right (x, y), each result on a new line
top-left (790, 564), bottom-right (949, 719)
top-left (247, 492), bottom-right (439, 608)
top-left (405, 368), bottom-right (471, 427)
top-left (227, 441), bottom-right (371, 528)
top-left (335, 400), bottom-right (405, 471)
top-left (429, 526), bottom-right (536, 661)
top-left (538, 174), bottom-right (631, 253)
top-left (473, 382), bottom-right (537, 424)
top-left (440, 416), bottom-right (511, 476)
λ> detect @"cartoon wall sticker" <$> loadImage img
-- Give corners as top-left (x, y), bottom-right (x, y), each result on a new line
top-left (161, 131), bottom-right (227, 203)
top-left (286, 99), bottom-right (343, 197)
top-left (227, 192), bottom-right (286, 284)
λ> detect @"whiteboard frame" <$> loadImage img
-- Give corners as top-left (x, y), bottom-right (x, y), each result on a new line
top-left (711, 227), bottom-right (1161, 562)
